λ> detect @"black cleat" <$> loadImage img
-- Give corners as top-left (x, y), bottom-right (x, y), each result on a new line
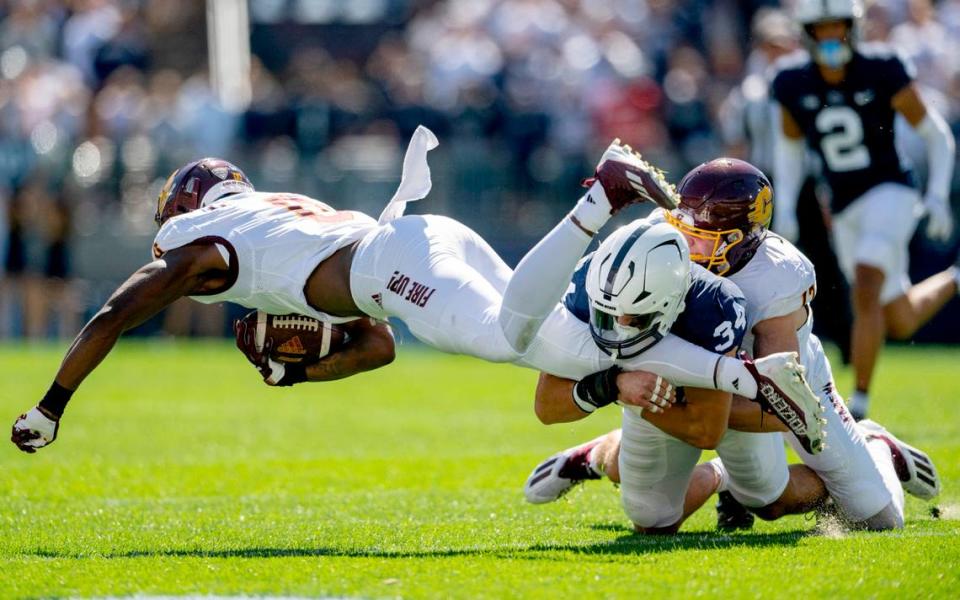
top-left (716, 491), bottom-right (754, 532)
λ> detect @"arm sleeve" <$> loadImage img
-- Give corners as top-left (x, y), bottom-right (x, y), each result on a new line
top-left (915, 108), bottom-right (956, 201)
top-left (771, 116), bottom-right (805, 233)
top-left (618, 334), bottom-right (755, 397)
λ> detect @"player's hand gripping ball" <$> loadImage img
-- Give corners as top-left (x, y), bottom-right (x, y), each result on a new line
top-left (234, 311), bottom-right (346, 384)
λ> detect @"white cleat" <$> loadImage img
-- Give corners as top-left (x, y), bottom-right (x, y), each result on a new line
top-left (860, 419), bottom-right (941, 500)
top-left (523, 438), bottom-right (603, 504)
top-left (742, 351), bottom-right (826, 455)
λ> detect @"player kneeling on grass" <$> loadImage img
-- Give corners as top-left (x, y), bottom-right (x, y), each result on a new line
top-left (528, 215), bottom-right (836, 534)
top-left (525, 159), bottom-right (940, 532)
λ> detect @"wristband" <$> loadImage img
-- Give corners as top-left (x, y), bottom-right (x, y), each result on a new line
top-left (38, 382), bottom-right (74, 418)
top-left (572, 366), bottom-right (621, 413)
top-left (276, 363), bottom-right (307, 387)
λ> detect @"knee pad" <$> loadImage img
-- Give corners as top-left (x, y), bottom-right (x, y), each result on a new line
top-left (858, 501), bottom-right (904, 531)
top-left (621, 488), bottom-right (682, 530)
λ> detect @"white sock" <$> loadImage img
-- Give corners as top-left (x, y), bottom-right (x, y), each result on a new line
top-left (586, 445), bottom-right (604, 478)
top-left (715, 356), bottom-right (758, 399)
top-left (569, 180), bottom-right (613, 233)
top-left (849, 391), bottom-right (869, 416)
top-left (499, 212), bottom-right (593, 354)
top-left (952, 266), bottom-right (960, 293)
top-left (708, 457), bottom-right (729, 493)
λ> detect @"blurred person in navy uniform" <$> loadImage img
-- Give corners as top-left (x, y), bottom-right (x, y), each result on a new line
top-left (770, 0), bottom-right (958, 420)
top-left (719, 7), bottom-right (853, 361)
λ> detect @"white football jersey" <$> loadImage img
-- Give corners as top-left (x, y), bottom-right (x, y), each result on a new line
top-left (152, 191), bottom-right (377, 323)
top-left (729, 232), bottom-right (828, 389)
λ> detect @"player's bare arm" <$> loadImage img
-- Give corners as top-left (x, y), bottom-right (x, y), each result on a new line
top-left (780, 106), bottom-right (804, 140)
top-left (640, 386), bottom-right (732, 450)
top-left (233, 312), bottom-right (396, 386)
top-left (728, 309), bottom-right (806, 433)
top-left (533, 369), bottom-right (675, 425)
top-left (891, 83), bottom-right (926, 127)
top-left (303, 318), bottom-right (395, 381)
top-left (11, 243), bottom-right (228, 453)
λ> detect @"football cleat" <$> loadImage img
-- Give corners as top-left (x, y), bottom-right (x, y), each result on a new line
top-left (523, 438), bottom-right (603, 504)
top-left (741, 351), bottom-right (826, 455)
top-left (584, 140), bottom-right (679, 212)
top-left (715, 491), bottom-right (755, 532)
top-left (859, 419), bottom-right (941, 500)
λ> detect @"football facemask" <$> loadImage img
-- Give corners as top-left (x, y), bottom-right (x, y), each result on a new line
top-left (589, 308), bottom-right (668, 360)
top-left (664, 210), bottom-right (745, 276)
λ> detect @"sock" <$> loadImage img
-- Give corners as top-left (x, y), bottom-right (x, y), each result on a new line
top-left (569, 180), bottom-right (613, 233)
top-left (952, 266), bottom-right (960, 293)
top-left (849, 391), bottom-right (869, 417)
top-left (708, 457), bottom-right (729, 493)
top-left (499, 209), bottom-right (594, 354)
top-left (586, 445), bottom-right (604, 478)
top-left (715, 356), bottom-right (758, 399)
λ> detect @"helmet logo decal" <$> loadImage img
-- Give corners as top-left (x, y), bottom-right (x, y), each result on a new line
top-left (155, 169), bottom-right (178, 224)
top-left (749, 185), bottom-right (773, 227)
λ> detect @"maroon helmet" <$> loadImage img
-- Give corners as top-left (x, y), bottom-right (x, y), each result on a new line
top-left (664, 158), bottom-right (773, 276)
top-left (154, 158), bottom-right (254, 226)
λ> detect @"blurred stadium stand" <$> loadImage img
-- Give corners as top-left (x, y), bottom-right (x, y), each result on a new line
top-left (1, 0), bottom-right (959, 343)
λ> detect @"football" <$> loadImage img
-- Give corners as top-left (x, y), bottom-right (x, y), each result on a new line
top-left (239, 310), bottom-right (347, 364)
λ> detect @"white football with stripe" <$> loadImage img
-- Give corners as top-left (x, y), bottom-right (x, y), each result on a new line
top-left (244, 310), bottom-right (346, 364)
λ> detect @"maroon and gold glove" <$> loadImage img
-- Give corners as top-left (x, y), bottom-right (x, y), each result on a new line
top-left (233, 319), bottom-right (306, 387)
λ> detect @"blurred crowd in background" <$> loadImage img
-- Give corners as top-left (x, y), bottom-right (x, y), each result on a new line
top-left (1, 0), bottom-right (960, 343)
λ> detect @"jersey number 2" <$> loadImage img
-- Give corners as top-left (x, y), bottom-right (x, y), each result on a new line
top-left (816, 106), bottom-right (871, 172)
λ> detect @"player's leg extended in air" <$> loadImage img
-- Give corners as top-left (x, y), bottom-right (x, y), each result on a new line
top-left (348, 137), bottom-right (681, 365)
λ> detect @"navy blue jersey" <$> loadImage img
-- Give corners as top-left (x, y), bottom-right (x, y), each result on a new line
top-left (564, 257), bottom-right (747, 354)
top-left (771, 45), bottom-right (915, 212)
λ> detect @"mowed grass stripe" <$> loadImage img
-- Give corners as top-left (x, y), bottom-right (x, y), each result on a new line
top-left (1, 341), bottom-right (958, 598)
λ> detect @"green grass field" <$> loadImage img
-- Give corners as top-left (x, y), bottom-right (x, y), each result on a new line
top-left (2, 341), bottom-right (959, 598)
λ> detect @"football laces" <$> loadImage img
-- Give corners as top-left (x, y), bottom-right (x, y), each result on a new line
top-left (272, 315), bottom-right (321, 332)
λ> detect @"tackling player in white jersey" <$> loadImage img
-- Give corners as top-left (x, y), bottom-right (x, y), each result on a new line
top-left (13, 129), bottom-right (820, 454)
top-left (529, 215), bottom-right (831, 534)
top-left (525, 159), bottom-right (940, 532)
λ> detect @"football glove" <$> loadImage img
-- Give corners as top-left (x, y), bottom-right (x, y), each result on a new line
top-left (923, 193), bottom-right (953, 242)
top-left (11, 407), bottom-right (59, 453)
